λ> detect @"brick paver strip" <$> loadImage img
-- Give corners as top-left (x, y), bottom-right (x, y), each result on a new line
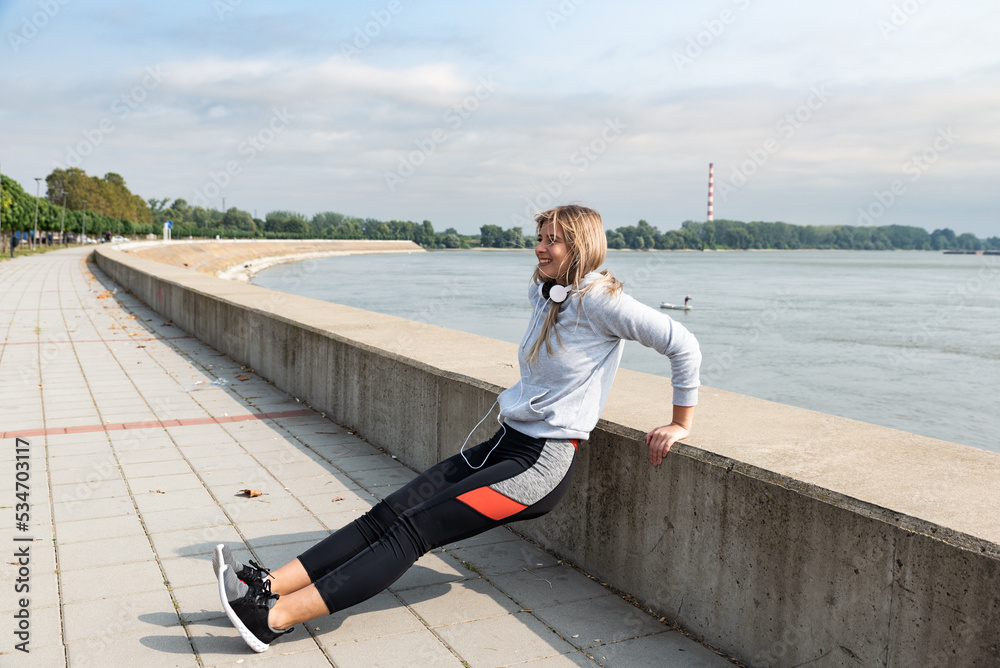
top-left (0, 335), bottom-right (192, 347)
top-left (1, 409), bottom-right (316, 439)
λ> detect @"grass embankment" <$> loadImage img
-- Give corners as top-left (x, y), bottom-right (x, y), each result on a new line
top-left (0, 243), bottom-right (87, 262)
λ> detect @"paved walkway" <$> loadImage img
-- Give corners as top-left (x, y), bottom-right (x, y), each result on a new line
top-left (0, 247), bottom-right (737, 667)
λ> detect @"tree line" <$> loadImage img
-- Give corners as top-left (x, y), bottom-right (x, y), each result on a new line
top-left (609, 219), bottom-right (1000, 251)
top-left (0, 169), bottom-right (467, 247)
top-left (2, 169), bottom-right (996, 252)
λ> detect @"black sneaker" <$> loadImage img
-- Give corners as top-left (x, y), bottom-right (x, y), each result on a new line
top-left (213, 544), bottom-right (271, 590)
top-left (218, 564), bottom-right (293, 652)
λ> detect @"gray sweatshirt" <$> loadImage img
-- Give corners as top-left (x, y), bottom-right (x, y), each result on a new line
top-left (498, 271), bottom-right (701, 441)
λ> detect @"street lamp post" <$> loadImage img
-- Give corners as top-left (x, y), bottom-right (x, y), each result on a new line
top-left (60, 194), bottom-right (67, 245)
top-left (82, 200), bottom-right (87, 244)
top-left (32, 177), bottom-right (42, 250)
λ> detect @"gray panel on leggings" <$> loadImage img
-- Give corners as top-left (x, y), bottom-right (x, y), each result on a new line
top-left (490, 439), bottom-right (575, 506)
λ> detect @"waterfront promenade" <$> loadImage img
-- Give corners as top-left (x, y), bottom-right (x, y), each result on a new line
top-left (0, 246), bottom-right (736, 667)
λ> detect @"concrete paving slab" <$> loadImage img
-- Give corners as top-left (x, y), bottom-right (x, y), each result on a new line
top-left (322, 627), bottom-right (466, 667)
top-left (115, 446), bottom-right (185, 466)
top-left (0, 604), bottom-right (62, 650)
top-left (328, 452), bottom-right (402, 473)
top-left (59, 560), bottom-right (166, 604)
top-left (532, 595), bottom-right (668, 650)
top-left (134, 487), bottom-right (218, 514)
top-left (316, 507), bottom-right (372, 532)
top-left (251, 540), bottom-right (318, 569)
top-left (46, 451), bottom-right (121, 472)
top-left (490, 564), bottom-right (613, 610)
top-left (0, 643), bottom-right (68, 668)
top-left (149, 525), bottom-right (244, 559)
top-left (51, 494), bottom-right (136, 523)
top-left (62, 589), bottom-right (179, 642)
top-left (272, 470), bottom-right (362, 497)
top-left (389, 552), bottom-right (470, 592)
top-left (176, 441), bottom-right (250, 458)
top-left (509, 651), bottom-right (600, 667)
top-left (55, 513), bottom-right (145, 544)
top-left (161, 552), bottom-right (242, 591)
top-left (119, 458), bottom-right (195, 479)
top-left (397, 578), bottom-right (518, 627)
top-left (58, 533), bottom-right (156, 571)
top-left (172, 582), bottom-right (228, 623)
top-left (309, 590), bottom-right (426, 643)
top-left (193, 465), bottom-right (274, 487)
top-left (348, 464), bottom-right (419, 489)
top-left (51, 475), bottom-right (130, 502)
top-left (296, 490), bottom-right (378, 517)
top-left (134, 472), bottom-right (206, 493)
top-left (65, 626), bottom-right (200, 668)
top-left (141, 504), bottom-right (232, 534)
top-left (219, 494), bottom-right (313, 522)
top-left (589, 631), bottom-right (737, 667)
top-left (441, 525), bottom-right (522, 549)
top-left (238, 515), bottom-right (329, 549)
top-left (449, 538), bottom-right (560, 575)
top-left (185, 618), bottom-right (320, 665)
top-left (434, 611), bottom-right (576, 667)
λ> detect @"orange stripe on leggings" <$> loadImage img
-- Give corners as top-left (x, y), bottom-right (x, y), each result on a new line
top-left (456, 487), bottom-right (527, 521)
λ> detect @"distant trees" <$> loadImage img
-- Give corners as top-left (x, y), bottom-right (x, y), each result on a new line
top-left (479, 224), bottom-right (533, 248)
top-left (46, 168), bottom-right (152, 225)
top-left (3, 169), bottom-right (997, 252)
top-left (598, 219), bottom-right (1000, 252)
top-left (222, 208), bottom-right (255, 232)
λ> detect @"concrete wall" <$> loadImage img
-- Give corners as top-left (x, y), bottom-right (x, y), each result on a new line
top-left (95, 246), bottom-right (1000, 667)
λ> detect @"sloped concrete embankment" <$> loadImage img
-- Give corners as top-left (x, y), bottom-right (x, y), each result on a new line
top-left (120, 238), bottom-right (425, 281)
top-left (95, 246), bottom-right (1000, 667)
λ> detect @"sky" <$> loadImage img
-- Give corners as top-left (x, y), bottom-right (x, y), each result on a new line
top-left (1, 0), bottom-right (998, 237)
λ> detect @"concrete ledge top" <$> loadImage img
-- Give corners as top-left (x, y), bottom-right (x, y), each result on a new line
top-left (97, 246), bottom-right (1000, 551)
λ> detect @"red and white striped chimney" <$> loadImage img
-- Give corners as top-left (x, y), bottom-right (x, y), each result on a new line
top-left (707, 162), bottom-right (714, 223)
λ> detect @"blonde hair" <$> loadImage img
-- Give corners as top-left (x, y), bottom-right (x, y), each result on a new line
top-left (526, 205), bottom-right (623, 363)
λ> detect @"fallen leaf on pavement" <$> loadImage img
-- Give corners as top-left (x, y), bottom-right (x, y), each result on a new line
top-left (239, 489), bottom-right (263, 498)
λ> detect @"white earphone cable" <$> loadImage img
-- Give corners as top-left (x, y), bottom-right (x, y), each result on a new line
top-left (461, 285), bottom-right (558, 469)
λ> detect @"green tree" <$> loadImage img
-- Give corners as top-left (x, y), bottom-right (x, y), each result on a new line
top-left (479, 224), bottom-right (503, 248)
top-left (222, 207), bottom-right (255, 231)
top-left (503, 226), bottom-right (526, 248)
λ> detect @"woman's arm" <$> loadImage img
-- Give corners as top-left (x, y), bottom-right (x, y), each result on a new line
top-left (588, 291), bottom-right (701, 407)
top-left (645, 404), bottom-right (694, 466)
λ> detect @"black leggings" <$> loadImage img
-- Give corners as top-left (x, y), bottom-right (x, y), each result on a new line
top-left (296, 427), bottom-right (578, 613)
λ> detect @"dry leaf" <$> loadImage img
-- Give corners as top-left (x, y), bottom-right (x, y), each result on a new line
top-left (239, 489), bottom-right (263, 498)
top-left (155, 489), bottom-right (166, 494)
top-left (236, 374), bottom-right (251, 381)
top-left (332, 496), bottom-right (344, 502)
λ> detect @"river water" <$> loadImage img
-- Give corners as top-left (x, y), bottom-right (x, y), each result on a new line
top-left (254, 250), bottom-right (1000, 454)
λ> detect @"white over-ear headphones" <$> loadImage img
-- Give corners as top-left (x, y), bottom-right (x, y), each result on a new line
top-left (540, 280), bottom-right (569, 303)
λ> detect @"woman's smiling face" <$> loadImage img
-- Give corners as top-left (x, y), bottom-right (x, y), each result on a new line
top-left (535, 220), bottom-right (572, 282)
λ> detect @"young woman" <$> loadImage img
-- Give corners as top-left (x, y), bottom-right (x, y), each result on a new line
top-left (215, 204), bottom-right (701, 652)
